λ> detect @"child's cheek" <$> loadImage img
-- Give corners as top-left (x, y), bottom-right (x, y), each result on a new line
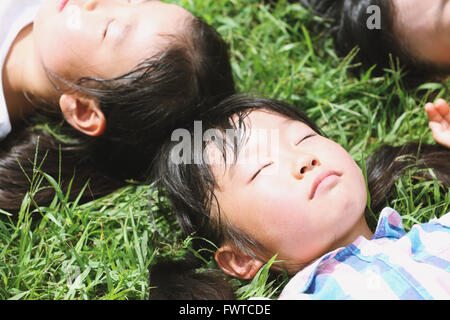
top-left (250, 190), bottom-right (310, 251)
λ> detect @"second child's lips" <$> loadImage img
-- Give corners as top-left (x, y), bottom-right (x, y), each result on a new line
top-left (309, 170), bottom-right (342, 200)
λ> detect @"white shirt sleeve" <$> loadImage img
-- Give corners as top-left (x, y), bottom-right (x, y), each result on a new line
top-left (0, 0), bottom-right (43, 141)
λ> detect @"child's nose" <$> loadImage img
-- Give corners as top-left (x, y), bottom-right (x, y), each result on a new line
top-left (292, 155), bottom-right (321, 180)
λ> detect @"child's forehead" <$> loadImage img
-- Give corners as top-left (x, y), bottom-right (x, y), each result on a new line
top-left (205, 109), bottom-right (312, 176)
top-left (231, 109), bottom-right (310, 131)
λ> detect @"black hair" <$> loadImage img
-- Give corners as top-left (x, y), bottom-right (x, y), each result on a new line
top-left (300, 0), bottom-right (450, 84)
top-left (366, 142), bottom-right (450, 214)
top-left (149, 256), bottom-right (236, 300)
top-left (0, 16), bottom-right (235, 213)
top-left (148, 94), bottom-right (450, 300)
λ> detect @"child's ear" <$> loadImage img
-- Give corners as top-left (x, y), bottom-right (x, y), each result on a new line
top-left (215, 244), bottom-right (264, 280)
top-left (59, 92), bottom-right (106, 137)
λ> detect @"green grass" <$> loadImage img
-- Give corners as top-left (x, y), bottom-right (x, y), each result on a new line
top-left (0, 0), bottom-right (449, 299)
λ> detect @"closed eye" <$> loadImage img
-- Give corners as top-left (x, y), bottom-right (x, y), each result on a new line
top-left (249, 162), bottom-right (273, 183)
top-left (103, 19), bottom-right (114, 39)
top-left (295, 133), bottom-right (317, 146)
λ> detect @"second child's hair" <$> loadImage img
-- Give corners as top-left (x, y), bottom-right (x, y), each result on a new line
top-left (300, 0), bottom-right (450, 84)
top-left (148, 94), bottom-right (450, 300)
top-left (0, 17), bottom-right (235, 213)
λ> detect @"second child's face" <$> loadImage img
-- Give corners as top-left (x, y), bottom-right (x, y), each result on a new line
top-left (33, 0), bottom-right (192, 82)
top-left (392, 0), bottom-right (450, 66)
top-left (210, 110), bottom-right (368, 271)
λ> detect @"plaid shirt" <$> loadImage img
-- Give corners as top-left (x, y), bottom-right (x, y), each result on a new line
top-left (279, 207), bottom-right (450, 300)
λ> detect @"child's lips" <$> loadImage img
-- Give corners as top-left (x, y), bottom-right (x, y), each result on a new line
top-left (309, 170), bottom-right (342, 199)
top-left (59, 0), bottom-right (70, 12)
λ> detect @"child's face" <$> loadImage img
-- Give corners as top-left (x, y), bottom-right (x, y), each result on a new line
top-left (33, 0), bottom-right (191, 82)
top-left (210, 110), bottom-right (369, 271)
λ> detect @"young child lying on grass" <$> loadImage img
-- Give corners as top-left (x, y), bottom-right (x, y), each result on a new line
top-left (300, 0), bottom-right (450, 85)
top-left (0, 0), bottom-right (234, 212)
top-left (149, 95), bottom-right (449, 300)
